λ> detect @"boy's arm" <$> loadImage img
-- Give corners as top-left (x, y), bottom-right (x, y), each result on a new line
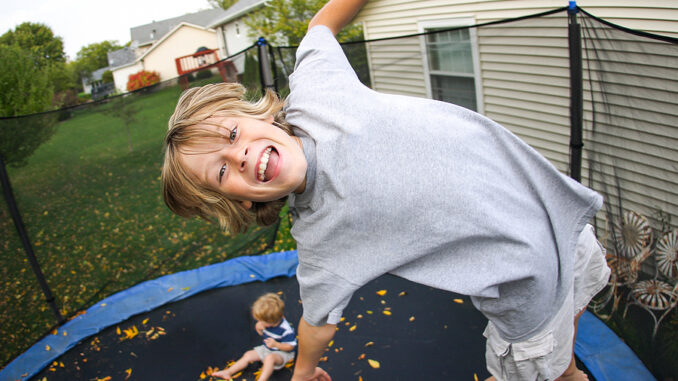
top-left (291, 317), bottom-right (336, 381)
top-left (263, 338), bottom-right (295, 352)
top-left (308, 0), bottom-right (369, 36)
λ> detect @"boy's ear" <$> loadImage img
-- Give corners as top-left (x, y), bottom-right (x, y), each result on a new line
top-left (240, 200), bottom-right (253, 210)
top-left (265, 114), bottom-right (274, 124)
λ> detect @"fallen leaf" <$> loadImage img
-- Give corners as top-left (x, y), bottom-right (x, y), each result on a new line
top-left (409, 316), bottom-right (415, 322)
top-left (398, 291), bottom-right (406, 296)
top-left (367, 359), bottom-right (380, 369)
top-left (142, 318), bottom-right (149, 325)
top-left (349, 325), bottom-right (357, 332)
top-left (125, 368), bottom-right (132, 380)
top-left (328, 340), bottom-right (334, 347)
top-left (474, 373), bottom-right (478, 381)
top-left (382, 310), bottom-right (391, 316)
top-left (376, 290), bottom-right (387, 296)
top-left (358, 353), bottom-right (365, 360)
top-left (45, 345), bottom-right (51, 351)
top-left (453, 298), bottom-right (464, 304)
top-left (200, 371), bottom-right (206, 379)
top-left (365, 341), bottom-right (374, 347)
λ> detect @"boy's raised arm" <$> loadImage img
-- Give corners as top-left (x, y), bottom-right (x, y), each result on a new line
top-left (308, 0), bottom-right (369, 36)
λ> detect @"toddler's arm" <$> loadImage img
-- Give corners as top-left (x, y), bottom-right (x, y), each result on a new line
top-left (264, 337), bottom-right (295, 352)
top-left (308, 0), bottom-right (368, 35)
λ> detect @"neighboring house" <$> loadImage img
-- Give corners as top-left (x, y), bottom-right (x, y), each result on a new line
top-left (107, 47), bottom-right (141, 94)
top-left (109, 8), bottom-right (228, 92)
top-left (354, 0), bottom-right (678, 224)
top-left (208, 0), bottom-right (267, 73)
top-left (81, 67), bottom-right (115, 100)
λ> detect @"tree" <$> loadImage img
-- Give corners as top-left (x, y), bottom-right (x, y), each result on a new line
top-left (244, 0), bottom-right (364, 45)
top-left (0, 22), bottom-right (65, 67)
top-left (0, 44), bottom-right (58, 167)
top-left (74, 40), bottom-right (123, 82)
top-left (209, 0), bottom-right (238, 10)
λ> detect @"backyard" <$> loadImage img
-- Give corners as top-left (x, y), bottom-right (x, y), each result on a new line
top-left (0, 77), bottom-right (297, 367)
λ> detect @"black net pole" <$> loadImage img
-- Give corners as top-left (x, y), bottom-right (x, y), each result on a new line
top-left (257, 37), bottom-right (276, 94)
top-left (0, 154), bottom-right (65, 325)
top-left (267, 43), bottom-right (280, 94)
top-left (568, 1), bottom-right (583, 182)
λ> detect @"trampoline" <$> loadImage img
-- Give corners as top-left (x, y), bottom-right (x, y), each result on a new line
top-left (1, 251), bottom-right (655, 381)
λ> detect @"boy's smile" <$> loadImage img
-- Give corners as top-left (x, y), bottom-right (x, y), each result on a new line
top-left (179, 115), bottom-right (307, 208)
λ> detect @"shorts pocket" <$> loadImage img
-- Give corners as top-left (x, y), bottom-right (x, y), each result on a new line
top-left (511, 329), bottom-right (555, 361)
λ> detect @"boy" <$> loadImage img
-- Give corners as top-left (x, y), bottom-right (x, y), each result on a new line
top-left (213, 293), bottom-right (297, 380)
top-left (162, 1), bottom-right (610, 380)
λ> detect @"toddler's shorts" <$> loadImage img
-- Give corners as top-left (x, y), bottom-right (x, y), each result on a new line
top-left (483, 224), bottom-right (610, 381)
top-left (254, 345), bottom-right (296, 370)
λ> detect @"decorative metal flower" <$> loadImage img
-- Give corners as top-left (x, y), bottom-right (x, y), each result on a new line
top-left (656, 229), bottom-right (678, 280)
top-left (614, 211), bottom-right (652, 258)
top-left (630, 280), bottom-right (676, 310)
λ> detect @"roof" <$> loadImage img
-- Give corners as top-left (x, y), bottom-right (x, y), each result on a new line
top-left (107, 47), bottom-right (136, 69)
top-left (207, 0), bottom-right (267, 28)
top-left (135, 22), bottom-right (214, 62)
top-left (131, 8), bottom-right (227, 47)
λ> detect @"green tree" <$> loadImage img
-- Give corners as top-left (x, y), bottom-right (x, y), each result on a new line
top-left (209, 0), bottom-right (238, 9)
top-left (0, 22), bottom-right (65, 67)
top-left (0, 44), bottom-right (58, 166)
top-left (244, 0), bottom-right (364, 45)
top-left (74, 40), bottom-right (123, 81)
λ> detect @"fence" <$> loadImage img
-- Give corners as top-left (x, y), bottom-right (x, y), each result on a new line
top-left (1, 5), bottom-right (677, 379)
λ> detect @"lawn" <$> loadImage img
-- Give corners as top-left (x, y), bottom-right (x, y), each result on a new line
top-left (0, 79), bottom-right (296, 367)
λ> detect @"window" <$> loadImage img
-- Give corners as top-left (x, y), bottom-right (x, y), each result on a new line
top-left (420, 20), bottom-right (482, 113)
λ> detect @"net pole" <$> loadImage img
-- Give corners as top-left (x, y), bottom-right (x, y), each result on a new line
top-left (0, 154), bottom-right (65, 324)
top-left (257, 37), bottom-right (276, 94)
top-left (568, 1), bottom-right (583, 182)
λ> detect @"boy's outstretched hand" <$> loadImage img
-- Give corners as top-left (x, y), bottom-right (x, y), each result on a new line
top-left (291, 367), bottom-right (331, 381)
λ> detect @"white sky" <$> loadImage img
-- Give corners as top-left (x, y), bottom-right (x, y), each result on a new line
top-left (0, 0), bottom-right (212, 60)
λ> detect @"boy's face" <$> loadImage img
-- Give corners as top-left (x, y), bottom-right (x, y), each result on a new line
top-left (179, 115), bottom-right (307, 207)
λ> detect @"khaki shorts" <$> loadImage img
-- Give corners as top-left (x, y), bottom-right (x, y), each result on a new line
top-left (484, 224), bottom-right (610, 381)
top-left (254, 345), bottom-right (295, 370)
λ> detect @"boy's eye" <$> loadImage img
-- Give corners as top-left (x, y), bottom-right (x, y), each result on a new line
top-left (219, 165), bottom-right (226, 182)
top-left (229, 126), bottom-right (238, 143)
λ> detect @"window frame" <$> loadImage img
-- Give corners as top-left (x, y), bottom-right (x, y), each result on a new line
top-left (418, 18), bottom-right (484, 114)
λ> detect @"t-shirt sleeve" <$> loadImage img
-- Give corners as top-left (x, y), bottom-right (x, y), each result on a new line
top-left (290, 25), bottom-right (360, 84)
top-left (297, 260), bottom-right (358, 326)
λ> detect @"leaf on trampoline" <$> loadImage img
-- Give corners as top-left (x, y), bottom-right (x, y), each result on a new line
top-left (454, 298), bottom-right (463, 304)
top-left (367, 359), bottom-right (380, 369)
top-left (398, 291), bottom-right (406, 296)
top-left (358, 353), bottom-right (365, 360)
top-left (357, 314), bottom-right (363, 319)
top-left (365, 341), bottom-right (374, 347)
top-left (285, 360), bottom-right (295, 368)
top-left (142, 318), bottom-right (149, 325)
top-left (120, 325), bottom-right (139, 341)
top-left (366, 310), bottom-right (373, 315)
top-left (474, 373), bottom-right (479, 381)
top-left (376, 289), bottom-right (387, 296)
top-left (382, 309), bottom-right (391, 316)
top-left (350, 324), bottom-right (357, 331)
top-left (328, 339), bottom-right (334, 347)
top-left (409, 316), bottom-right (415, 322)
top-left (116, 326), bottom-right (121, 335)
top-left (124, 368), bottom-right (132, 380)
top-left (45, 345), bottom-right (50, 351)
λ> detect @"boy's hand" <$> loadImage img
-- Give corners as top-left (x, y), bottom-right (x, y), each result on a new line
top-left (291, 367), bottom-right (331, 381)
top-left (264, 337), bottom-right (279, 349)
top-left (255, 321), bottom-right (265, 335)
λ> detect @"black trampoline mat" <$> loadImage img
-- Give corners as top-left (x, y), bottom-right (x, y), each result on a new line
top-left (31, 274), bottom-right (492, 380)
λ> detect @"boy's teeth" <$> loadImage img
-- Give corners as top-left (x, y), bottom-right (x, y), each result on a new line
top-left (258, 147), bottom-right (273, 181)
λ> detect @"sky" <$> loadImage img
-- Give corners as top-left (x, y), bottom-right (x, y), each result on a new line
top-left (0, 0), bottom-right (213, 60)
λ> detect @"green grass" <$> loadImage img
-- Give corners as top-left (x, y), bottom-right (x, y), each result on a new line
top-left (0, 79), bottom-right (296, 366)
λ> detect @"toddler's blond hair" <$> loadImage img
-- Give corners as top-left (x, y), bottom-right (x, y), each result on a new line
top-left (252, 292), bottom-right (285, 324)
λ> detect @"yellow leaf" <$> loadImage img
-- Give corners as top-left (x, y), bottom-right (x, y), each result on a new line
top-left (59, 362), bottom-right (64, 367)
top-left (474, 373), bottom-right (478, 381)
top-left (116, 327), bottom-right (121, 335)
top-left (398, 291), bottom-right (407, 296)
top-left (100, 303), bottom-right (106, 307)
top-left (168, 287), bottom-right (174, 292)
top-left (359, 377), bottom-right (363, 381)
top-left (142, 318), bottom-right (149, 325)
top-left (51, 328), bottom-right (58, 335)
top-left (365, 341), bottom-right (374, 347)
top-left (409, 316), bottom-right (415, 322)
top-left (454, 298), bottom-right (464, 304)
top-left (125, 368), bottom-right (133, 380)
top-left (358, 353), bottom-right (365, 360)
top-left (357, 314), bottom-right (363, 319)
top-left (200, 371), bottom-right (206, 379)
top-left (181, 287), bottom-right (190, 291)
top-left (382, 310), bottom-right (391, 316)
top-left (376, 290), bottom-right (387, 296)
top-left (366, 310), bottom-right (373, 314)
top-left (368, 359), bottom-right (380, 369)
top-left (45, 345), bottom-right (51, 351)
top-left (349, 325), bottom-right (357, 332)
top-left (328, 340), bottom-right (334, 347)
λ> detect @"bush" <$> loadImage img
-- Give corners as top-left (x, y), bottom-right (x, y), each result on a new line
top-left (102, 70), bottom-right (113, 84)
top-left (126, 70), bottom-right (160, 92)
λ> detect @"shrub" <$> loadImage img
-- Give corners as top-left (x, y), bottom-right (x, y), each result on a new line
top-left (102, 70), bottom-right (113, 84)
top-left (126, 70), bottom-right (160, 92)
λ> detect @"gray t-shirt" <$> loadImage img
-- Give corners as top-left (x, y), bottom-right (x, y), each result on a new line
top-left (284, 26), bottom-right (602, 342)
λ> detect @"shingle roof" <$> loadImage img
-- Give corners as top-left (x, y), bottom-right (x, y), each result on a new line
top-left (130, 8), bottom-right (227, 47)
top-left (207, 0), bottom-right (267, 28)
top-left (107, 47), bottom-right (136, 68)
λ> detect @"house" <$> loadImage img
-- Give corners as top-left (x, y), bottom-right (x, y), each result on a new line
top-left (109, 8), bottom-right (228, 92)
top-left (353, 0), bottom-right (678, 224)
top-left (208, 0), bottom-right (268, 73)
top-left (81, 66), bottom-right (115, 100)
top-left (107, 47), bottom-right (140, 94)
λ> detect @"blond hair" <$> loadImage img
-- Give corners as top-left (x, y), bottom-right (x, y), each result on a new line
top-left (252, 292), bottom-right (285, 324)
top-left (162, 82), bottom-right (294, 233)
